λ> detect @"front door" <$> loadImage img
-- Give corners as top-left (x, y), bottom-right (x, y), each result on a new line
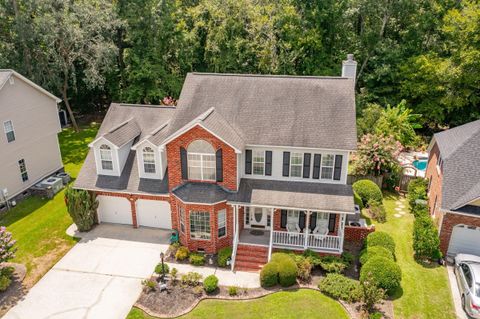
top-left (246, 207), bottom-right (270, 229)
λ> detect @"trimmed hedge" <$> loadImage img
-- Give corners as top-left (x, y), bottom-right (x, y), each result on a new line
top-left (366, 231), bottom-right (396, 255)
top-left (175, 246), bottom-right (189, 261)
top-left (352, 180), bottom-right (383, 206)
top-left (189, 253), bottom-right (206, 266)
top-left (260, 262), bottom-right (279, 287)
top-left (368, 201), bottom-right (386, 223)
top-left (203, 275), bottom-right (218, 293)
top-left (360, 246), bottom-right (394, 265)
top-left (318, 273), bottom-right (362, 302)
top-left (260, 253), bottom-right (298, 287)
top-left (407, 178), bottom-right (428, 208)
top-left (154, 263), bottom-right (170, 274)
top-left (217, 247), bottom-right (232, 267)
top-left (354, 191), bottom-right (364, 209)
top-left (360, 256), bottom-right (402, 294)
top-left (413, 216), bottom-right (441, 260)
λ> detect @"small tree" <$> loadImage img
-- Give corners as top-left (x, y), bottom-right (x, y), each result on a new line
top-left (361, 272), bottom-right (385, 313)
top-left (0, 227), bottom-right (16, 266)
top-left (65, 187), bottom-right (98, 232)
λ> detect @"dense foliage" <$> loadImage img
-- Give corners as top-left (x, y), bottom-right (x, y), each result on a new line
top-left (318, 273), bottom-right (362, 303)
top-left (203, 275), bottom-right (219, 293)
top-left (360, 246), bottom-right (394, 265)
top-left (365, 232), bottom-right (396, 255)
top-left (217, 247), bottom-right (232, 268)
top-left (352, 180), bottom-right (383, 206)
top-left (407, 178), bottom-right (429, 208)
top-left (360, 256), bottom-right (402, 294)
top-left (64, 188), bottom-right (98, 232)
top-left (2, 0), bottom-right (479, 129)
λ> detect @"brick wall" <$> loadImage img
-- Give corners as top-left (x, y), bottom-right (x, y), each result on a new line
top-left (426, 142), bottom-right (443, 217)
top-left (439, 212), bottom-right (480, 255)
top-left (344, 225), bottom-right (375, 242)
top-left (166, 125), bottom-right (237, 192)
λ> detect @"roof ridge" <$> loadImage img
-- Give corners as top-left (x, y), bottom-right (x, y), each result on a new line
top-left (106, 117), bottom-right (135, 134)
top-left (190, 72), bottom-right (352, 80)
top-left (118, 103), bottom-right (176, 109)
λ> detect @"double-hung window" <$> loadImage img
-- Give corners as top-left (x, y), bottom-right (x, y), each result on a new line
top-left (18, 159), bottom-right (28, 182)
top-left (142, 147), bottom-right (156, 173)
top-left (179, 207), bottom-right (185, 233)
top-left (99, 144), bottom-right (113, 170)
top-left (321, 154), bottom-right (334, 179)
top-left (190, 211), bottom-right (211, 239)
top-left (218, 209), bottom-right (226, 238)
top-left (290, 152), bottom-right (303, 177)
top-left (187, 140), bottom-right (215, 181)
top-left (252, 150), bottom-right (265, 175)
top-left (4, 121), bottom-right (15, 143)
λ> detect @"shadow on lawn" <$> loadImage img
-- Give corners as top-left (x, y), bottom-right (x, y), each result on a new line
top-left (0, 197), bottom-right (49, 227)
top-left (59, 124), bottom-right (99, 166)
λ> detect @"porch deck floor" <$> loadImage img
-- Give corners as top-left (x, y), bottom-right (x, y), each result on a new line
top-left (239, 229), bottom-right (270, 246)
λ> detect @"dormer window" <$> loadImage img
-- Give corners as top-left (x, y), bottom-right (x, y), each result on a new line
top-left (142, 147), bottom-right (156, 174)
top-left (187, 140), bottom-right (215, 181)
top-left (100, 144), bottom-right (113, 170)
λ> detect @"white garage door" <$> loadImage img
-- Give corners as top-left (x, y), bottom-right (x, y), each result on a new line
top-left (97, 195), bottom-right (133, 225)
top-left (448, 224), bottom-right (480, 256)
top-left (136, 199), bottom-right (172, 229)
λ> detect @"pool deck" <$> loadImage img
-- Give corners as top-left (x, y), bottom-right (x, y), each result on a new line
top-left (398, 151), bottom-right (428, 177)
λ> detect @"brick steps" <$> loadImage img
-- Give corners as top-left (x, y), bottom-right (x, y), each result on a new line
top-left (234, 244), bottom-right (268, 272)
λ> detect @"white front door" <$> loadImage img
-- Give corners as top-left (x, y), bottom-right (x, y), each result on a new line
top-left (245, 207), bottom-right (271, 229)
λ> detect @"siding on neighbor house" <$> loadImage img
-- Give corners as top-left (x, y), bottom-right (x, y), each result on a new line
top-left (426, 142), bottom-right (443, 217)
top-left (0, 74), bottom-right (63, 200)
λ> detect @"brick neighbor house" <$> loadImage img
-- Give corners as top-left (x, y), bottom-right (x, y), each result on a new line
top-left (75, 55), bottom-right (373, 271)
top-left (426, 119), bottom-right (480, 258)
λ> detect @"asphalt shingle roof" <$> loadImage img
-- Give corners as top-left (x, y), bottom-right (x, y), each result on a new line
top-left (172, 183), bottom-right (231, 204)
top-left (103, 119), bottom-right (141, 147)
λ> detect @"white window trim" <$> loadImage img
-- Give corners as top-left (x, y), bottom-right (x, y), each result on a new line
top-left (4, 120), bottom-right (15, 143)
top-left (189, 211), bottom-right (211, 240)
top-left (252, 150), bottom-right (265, 176)
top-left (99, 145), bottom-right (114, 171)
top-left (187, 152), bottom-right (216, 181)
top-left (218, 209), bottom-right (227, 238)
top-left (290, 152), bottom-right (303, 178)
top-left (320, 154), bottom-right (335, 180)
top-left (142, 147), bottom-right (156, 174)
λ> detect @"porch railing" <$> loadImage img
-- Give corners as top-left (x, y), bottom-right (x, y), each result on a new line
top-left (271, 231), bottom-right (341, 252)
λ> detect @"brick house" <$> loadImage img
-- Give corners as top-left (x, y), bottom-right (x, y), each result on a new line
top-left (75, 55), bottom-right (372, 271)
top-left (426, 119), bottom-right (480, 258)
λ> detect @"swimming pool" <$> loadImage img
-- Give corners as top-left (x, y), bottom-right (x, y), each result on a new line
top-left (413, 159), bottom-right (427, 171)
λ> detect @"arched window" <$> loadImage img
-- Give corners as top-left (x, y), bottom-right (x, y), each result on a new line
top-left (99, 144), bottom-right (113, 170)
top-left (187, 140), bottom-right (215, 181)
top-left (143, 147), bottom-right (156, 174)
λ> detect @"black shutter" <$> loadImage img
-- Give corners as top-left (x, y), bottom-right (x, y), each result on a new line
top-left (303, 153), bottom-right (311, 178)
top-left (282, 152), bottom-right (290, 177)
top-left (334, 155), bottom-right (343, 181)
top-left (309, 212), bottom-right (317, 231)
top-left (313, 154), bottom-right (321, 179)
top-left (280, 210), bottom-right (287, 228)
top-left (245, 150), bottom-right (252, 175)
top-left (299, 211), bottom-right (306, 230)
top-left (265, 151), bottom-right (273, 176)
top-left (216, 148), bottom-right (223, 182)
top-left (328, 214), bottom-right (337, 233)
top-left (180, 147), bottom-right (188, 180)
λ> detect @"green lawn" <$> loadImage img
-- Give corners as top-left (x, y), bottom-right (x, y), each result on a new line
top-left (127, 289), bottom-right (349, 319)
top-left (374, 193), bottom-right (455, 319)
top-left (0, 124), bottom-right (98, 286)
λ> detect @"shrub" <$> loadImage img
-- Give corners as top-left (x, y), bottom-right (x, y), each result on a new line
top-left (366, 231), bottom-right (396, 255)
top-left (193, 285), bottom-right (203, 296)
top-left (369, 313), bottom-right (383, 319)
top-left (318, 255), bottom-right (348, 274)
top-left (341, 252), bottom-right (354, 266)
top-left (297, 257), bottom-right (313, 281)
top-left (318, 273), bottom-right (362, 302)
top-left (360, 246), bottom-right (394, 265)
top-left (175, 246), bottom-right (189, 261)
top-left (228, 286), bottom-right (238, 296)
top-left (361, 272), bottom-right (385, 313)
top-left (352, 180), bottom-right (383, 206)
top-left (411, 203), bottom-right (429, 218)
top-left (278, 258), bottom-right (298, 287)
top-left (413, 216), bottom-right (441, 260)
top-left (203, 275), bottom-right (218, 293)
top-left (0, 228), bottom-right (16, 264)
top-left (360, 257), bottom-right (401, 294)
top-left (170, 268), bottom-right (178, 283)
top-left (189, 253), bottom-right (206, 266)
top-left (302, 249), bottom-right (321, 267)
top-left (368, 201), bottom-right (386, 223)
top-left (181, 272), bottom-right (202, 286)
top-left (141, 279), bottom-right (157, 292)
top-left (354, 191), bottom-right (364, 209)
top-left (407, 178), bottom-right (428, 208)
top-left (154, 263), bottom-right (169, 275)
top-left (217, 247), bottom-right (232, 267)
top-left (65, 188), bottom-right (98, 232)
top-left (260, 262), bottom-right (279, 287)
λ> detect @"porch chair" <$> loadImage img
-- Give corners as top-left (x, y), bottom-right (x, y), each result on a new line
top-left (311, 224), bottom-right (329, 246)
top-left (286, 222), bottom-right (301, 245)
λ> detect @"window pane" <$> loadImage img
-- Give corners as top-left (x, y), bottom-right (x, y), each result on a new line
top-left (203, 167), bottom-right (216, 180)
top-left (188, 166), bottom-right (202, 180)
top-left (6, 131), bottom-right (15, 142)
top-left (253, 163), bottom-right (264, 175)
top-left (180, 207), bottom-right (185, 233)
top-left (321, 167), bottom-right (333, 179)
top-left (323, 154), bottom-right (334, 166)
top-left (190, 211), bottom-right (211, 239)
top-left (291, 153), bottom-right (303, 165)
top-left (144, 163), bottom-right (156, 173)
top-left (291, 166), bottom-right (302, 177)
top-left (18, 159), bottom-right (28, 182)
top-left (218, 209), bottom-right (226, 237)
top-left (102, 160), bottom-right (113, 170)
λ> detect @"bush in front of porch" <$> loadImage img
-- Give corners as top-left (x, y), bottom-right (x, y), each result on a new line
top-left (260, 253), bottom-right (298, 287)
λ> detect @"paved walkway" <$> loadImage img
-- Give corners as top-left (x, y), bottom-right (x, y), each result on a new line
top-left (447, 265), bottom-right (468, 319)
top-left (393, 197), bottom-right (408, 218)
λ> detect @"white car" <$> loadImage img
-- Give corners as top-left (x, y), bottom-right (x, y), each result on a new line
top-left (455, 254), bottom-right (480, 318)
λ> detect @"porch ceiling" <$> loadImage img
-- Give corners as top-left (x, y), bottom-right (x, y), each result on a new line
top-left (229, 178), bottom-right (355, 213)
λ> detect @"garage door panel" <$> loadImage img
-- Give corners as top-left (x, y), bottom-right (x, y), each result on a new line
top-left (136, 200), bottom-right (171, 229)
top-left (97, 196), bottom-right (133, 225)
top-left (448, 225), bottom-right (480, 256)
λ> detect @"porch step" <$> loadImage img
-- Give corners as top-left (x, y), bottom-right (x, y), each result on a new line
top-left (234, 244), bottom-right (268, 272)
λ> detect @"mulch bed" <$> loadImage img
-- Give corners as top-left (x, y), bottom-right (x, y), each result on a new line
top-left (0, 263), bottom-right (27, 317)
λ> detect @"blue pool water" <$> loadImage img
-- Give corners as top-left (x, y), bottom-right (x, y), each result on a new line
top-left (413, 159), bottom-right (427, 171)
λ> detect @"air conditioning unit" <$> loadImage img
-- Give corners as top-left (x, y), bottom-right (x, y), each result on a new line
top-left (41, 177), bottom-right (63, 195)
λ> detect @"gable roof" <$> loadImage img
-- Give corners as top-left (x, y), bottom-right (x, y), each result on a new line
top-left (159, 73), bottom-right (357, 151)
top-left (0, 69), bottom-right (61, 102)
top-left (101, 119), bottom-right (141, 148)
top-left (434, 120), bottom-right (480, 211)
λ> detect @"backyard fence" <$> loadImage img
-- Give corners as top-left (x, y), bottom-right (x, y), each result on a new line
top-left (347, 175), bottom-right (383, 188)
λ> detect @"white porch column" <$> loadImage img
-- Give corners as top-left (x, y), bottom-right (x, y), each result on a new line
top-left (339, 213), bottom-right (346, 253)
top-left (231, 205), bottom-right (239, 271)
top-left (304, 211), bottom-right (311, 249)
top-left (268, 208), bottom-right (275, 261)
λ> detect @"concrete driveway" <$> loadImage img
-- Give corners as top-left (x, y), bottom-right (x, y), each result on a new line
top-left (447, 265), bottom-right (469, 319)
top-left (4, 224), bottom-right (170, 319)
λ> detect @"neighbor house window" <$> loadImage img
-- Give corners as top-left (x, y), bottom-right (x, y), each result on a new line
top-left (321, 154), bottom-right (334, 179)
top-left (253, 150), bottom-right (265, 175)
top-left (190, 211), bottom-right (211, 239)
top-left (99, 144), bottom-right (113, 170)
top-left (4, 121), bottom-right (15, 143)
top-left (179, 207), bottom-right (185, 233)
top-left (290, 152), bottom-right (303, 177)
top-left (142, 147), bottom-right (156, 173)
top-left (187, 140), bottom-right (215, 181)
top-left (218, 209), bottom-right (226, 238)
top-left (18, 159), bottom-right (28, 182)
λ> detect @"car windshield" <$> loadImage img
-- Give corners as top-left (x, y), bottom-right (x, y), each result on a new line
top-left (476, 283), bottom-right (480, 297)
